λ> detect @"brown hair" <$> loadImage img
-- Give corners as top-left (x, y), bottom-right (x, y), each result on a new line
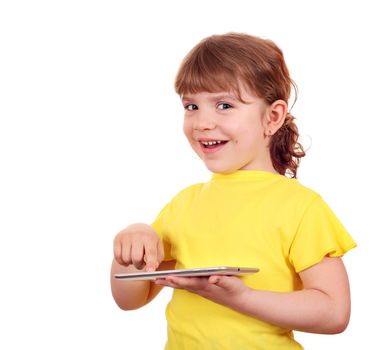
top-left (175, 32), bottom-right (305, 178)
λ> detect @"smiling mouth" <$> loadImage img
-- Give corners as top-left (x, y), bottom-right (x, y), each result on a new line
top-left (200, 140), bottom-right (229, 149)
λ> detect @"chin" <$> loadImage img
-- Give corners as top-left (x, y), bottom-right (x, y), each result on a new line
top-left (205, 163), bottom-right (237, 174)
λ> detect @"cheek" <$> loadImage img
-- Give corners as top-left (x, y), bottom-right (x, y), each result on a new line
top-left (227, 124), bottom-right (255, 142)
top-left (183, 120), bottom-right (197, 146)
top-left (233, 128), bottom-right (263, 149)
top-left (183, 120), bottom-right (191, 138)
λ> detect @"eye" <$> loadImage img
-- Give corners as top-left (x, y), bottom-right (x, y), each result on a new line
top-left (184, 104), bottom-right (198, 111)
top-left (217, 103), bottom-right (232, 110)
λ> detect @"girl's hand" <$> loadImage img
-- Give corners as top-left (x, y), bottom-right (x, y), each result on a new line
top-left (155, 275), bottom-right (250, 308)
top-left (113, 223), bottom-right (164, 271)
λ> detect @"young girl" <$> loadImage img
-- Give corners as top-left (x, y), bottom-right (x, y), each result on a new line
top-left (111, 33), bottom-right (356, 349)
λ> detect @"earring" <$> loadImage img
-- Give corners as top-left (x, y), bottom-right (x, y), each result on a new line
top-left (268, 130), bottom-right (272, 136)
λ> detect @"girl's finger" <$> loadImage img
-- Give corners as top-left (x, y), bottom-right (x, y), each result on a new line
top-left (131, 241), bottom-right (145, 269)
top-left (144, 240), bottom-right (159, 272)
top-left (113, 240), bottom-right (122, 265)
top-left (121, 237), bottom-right (132, 266)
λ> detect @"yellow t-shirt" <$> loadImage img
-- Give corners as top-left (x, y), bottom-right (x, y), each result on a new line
top-left (151, 170), bottom-right (356, 350)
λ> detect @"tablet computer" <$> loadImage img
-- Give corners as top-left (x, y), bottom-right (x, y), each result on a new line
top-left (114, 266), bottom-right (259, 281)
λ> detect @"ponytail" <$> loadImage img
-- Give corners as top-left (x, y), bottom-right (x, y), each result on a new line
top-left (269, 113), bottom-right (305, 178)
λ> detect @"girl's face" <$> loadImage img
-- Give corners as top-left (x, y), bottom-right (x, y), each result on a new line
top-left (182, 89), bottom-right (276, 174)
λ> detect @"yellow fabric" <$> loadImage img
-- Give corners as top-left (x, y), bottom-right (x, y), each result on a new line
top-left (151, 170), bottom-right (356, 350)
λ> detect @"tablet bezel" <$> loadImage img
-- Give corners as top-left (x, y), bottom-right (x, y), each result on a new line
top-left (114, 266), bottom-right (259, 281)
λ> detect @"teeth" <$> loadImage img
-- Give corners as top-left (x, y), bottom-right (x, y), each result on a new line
top-left (202, 140), bottom-right (223, 146)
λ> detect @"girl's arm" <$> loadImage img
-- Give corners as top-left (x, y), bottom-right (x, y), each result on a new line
top-left (110, 223), bottom-right (175, 310)
top-left (111, 259), bottom-right (175, 310)
top-left (155, 257), bottom-right (351, 334)
top-left (236, 257), bottom-right (350, 333)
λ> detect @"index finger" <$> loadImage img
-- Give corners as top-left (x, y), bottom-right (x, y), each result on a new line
top-left (144, 241), bottom-right (160, 272)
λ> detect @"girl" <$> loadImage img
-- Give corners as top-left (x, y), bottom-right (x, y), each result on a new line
top-left (111, 33), bottom-right (356, 349)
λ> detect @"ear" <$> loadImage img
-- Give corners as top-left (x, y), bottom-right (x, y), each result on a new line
top-left (264, 100), bottom-right (287, 136)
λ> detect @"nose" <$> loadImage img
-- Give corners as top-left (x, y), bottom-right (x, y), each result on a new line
top-left (193, 111), bottom-right (216, 131)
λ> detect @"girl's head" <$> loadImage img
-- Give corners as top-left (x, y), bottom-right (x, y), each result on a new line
top-left (175, 32), bottom-right (305, 178)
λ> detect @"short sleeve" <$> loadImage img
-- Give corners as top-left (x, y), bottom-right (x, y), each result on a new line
top-left (289, 195), bottom-right (356, 273)
top-left (151, 202), bottom-right (174, 261)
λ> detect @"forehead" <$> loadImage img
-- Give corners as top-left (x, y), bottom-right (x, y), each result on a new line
top-left (181, 89), bottom-right (259, 103)
top-left (182, 91), bottom-right (236, 101)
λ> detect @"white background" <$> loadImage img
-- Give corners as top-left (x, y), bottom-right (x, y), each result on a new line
top-left (0, 0), bottom-right (380, 348)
